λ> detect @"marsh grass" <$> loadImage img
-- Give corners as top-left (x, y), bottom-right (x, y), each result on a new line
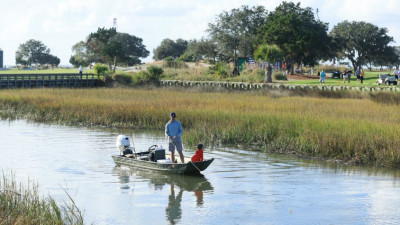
top-left (0, 172), bottom-right (85, 225)
top-left (1, 87), bottom-right (400, 167)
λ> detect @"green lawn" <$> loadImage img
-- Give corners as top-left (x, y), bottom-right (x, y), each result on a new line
top-left (283, 70), bottom-right (395, 87)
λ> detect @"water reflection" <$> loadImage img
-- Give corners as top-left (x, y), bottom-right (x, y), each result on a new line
top-left (112, 165), bottom-right (213, 224)
top-left (166, 182), bottom-right (183, 225)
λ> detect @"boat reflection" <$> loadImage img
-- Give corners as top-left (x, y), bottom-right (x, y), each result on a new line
top-left (112, 165), bottom-right (213, 224)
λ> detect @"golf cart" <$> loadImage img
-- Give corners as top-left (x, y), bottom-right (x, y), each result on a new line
top-left (376, 74), bottom-right (397, 85)
top-left (331, 71), bottom-right (341, 78)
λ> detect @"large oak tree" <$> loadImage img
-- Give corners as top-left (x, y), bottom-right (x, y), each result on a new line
top-left (207, 5), bottom-right (267, 63)
top-left (16, 39), bottom-right (60, 66)
top-left (330, 21), bottom-right (394, 70)
top-left (70, 27), bottom-right (149, 71)
top-left (153, 38), bottom-right (188, 60)
top-left (256, 2), bottom-right (330, 73)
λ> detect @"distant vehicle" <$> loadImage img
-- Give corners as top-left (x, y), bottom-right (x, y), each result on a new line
top-left (331, 71), bottom-right (341, 78)
top-left (376, 74), bottom-right (397, 85)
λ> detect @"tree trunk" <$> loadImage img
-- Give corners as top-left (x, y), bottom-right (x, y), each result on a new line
top-left (350, 60), bottom-right (357, 73)
top-left (113, 56), bottom-right (117, 72)
top-left (265, 65), bottom-right (272, 83)
top-left (367, 62), bottom-right (372, 71)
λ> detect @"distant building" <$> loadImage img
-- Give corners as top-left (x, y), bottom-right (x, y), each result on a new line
top-left (0, 49), bottom-right (3, 68)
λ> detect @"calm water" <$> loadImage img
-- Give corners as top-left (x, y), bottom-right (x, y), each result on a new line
top-left (1, 120), bottom-right (400, 225)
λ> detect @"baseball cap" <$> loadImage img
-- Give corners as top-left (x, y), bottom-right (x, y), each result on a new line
top-left (170, 112), bottom-right (176, 117)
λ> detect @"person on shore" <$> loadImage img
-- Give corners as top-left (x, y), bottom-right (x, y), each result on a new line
top-left (360, 69), bottom-right (365, 84)
top-left (165, 112), bottom-right (184, 163)
top-left (287, 64), bottom-right (291, 75)
top-left (78, 65), bottom-right (83, 79)
top-left (282, 62), bottom-right (287, 76)
top-left (191, 144), bottom-right (204, 162)
top-left (311, 68), bottom-right (314, 76)
top-left (319, 70), bottom-right (326, 84)
top-left (347, 70), bottom-right (352, 83)
top-left (356, 68), bottom-right (361, 83)
top-left (394, 68), bottom-right (399, 81)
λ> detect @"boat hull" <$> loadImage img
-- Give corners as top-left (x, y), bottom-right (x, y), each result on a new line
top-left (112, 155), bottom-right (214, 175)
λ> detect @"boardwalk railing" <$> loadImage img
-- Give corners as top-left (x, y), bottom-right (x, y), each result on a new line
top-left (0, 73), bottom-right (99, 89)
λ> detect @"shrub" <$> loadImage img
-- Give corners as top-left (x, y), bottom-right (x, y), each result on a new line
top-left (132, 71), bottom-right (147, 85)
top-left (102, 75), bottom-right (113, 86)
top-left (274, 72), bottom-right (288, 80)
top-left (146, 66), bottom-right (164, 83)
top-left (163, 57), bottom-right (188, 68)
top-left (177, 52), bottom-right (194, 62)
top-left (163, 56), bottom-right (175, 67)
top-left (94, 63), bottom-right (109, 77)
top-left (112, 72), bottom-right (133, 85)
top-left (131, 66), bottom-right (164, 85)
top-left (208, 62), bottom-right (230, 78)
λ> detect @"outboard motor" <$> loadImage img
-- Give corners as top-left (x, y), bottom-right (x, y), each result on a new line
top-left (116, 135), bottom-right (133, 156)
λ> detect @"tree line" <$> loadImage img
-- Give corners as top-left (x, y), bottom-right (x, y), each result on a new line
top-left (15, 1), bottom-right (400, 72)
top-left (153, 2), bottom-right (400, 73)
top-left (15, 27), bottom-right (150, 70)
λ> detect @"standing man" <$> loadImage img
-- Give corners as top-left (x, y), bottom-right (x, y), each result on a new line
top-left (165, 112), bottom-right (184, 163)
top-left (394, 68), bottom-right (399, 82)
top-left (360, 68), bottom-right (365, 84)
top-left (78, 65), bottom-right (83, 79)
top-left (319, 70), bottom-right (326, 84)
top-left (356, 67), bottom-right (361, 83)
top-left (347, 70), bottom-right (352, 83)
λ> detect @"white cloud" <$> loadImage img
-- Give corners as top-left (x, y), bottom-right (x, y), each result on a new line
top-left (1, 0), bottom-right (400, 66)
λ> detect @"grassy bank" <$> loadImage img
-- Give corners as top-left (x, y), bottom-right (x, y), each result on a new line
top-left (0, 172), bottom-right (85, 225)
top-left (1, 88), bottom-right (400, 167)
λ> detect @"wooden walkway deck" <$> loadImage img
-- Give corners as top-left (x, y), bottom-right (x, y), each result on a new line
top-left (0, 73), bottom-right (100, 89)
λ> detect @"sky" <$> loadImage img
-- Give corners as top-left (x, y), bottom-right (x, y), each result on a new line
top-left (1, 0), bottom-right (400, 67)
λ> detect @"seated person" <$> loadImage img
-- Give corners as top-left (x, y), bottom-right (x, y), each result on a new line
top-left (191, 144), bottom-right (204, 162)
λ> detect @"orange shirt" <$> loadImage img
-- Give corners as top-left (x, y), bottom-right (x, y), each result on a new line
top-left (191, 149), bottom-right (203, 162)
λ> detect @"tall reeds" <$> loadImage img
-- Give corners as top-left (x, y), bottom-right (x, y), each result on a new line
top-left (0, 172), bottom-right (85, 225)
top-left (1, 87), bottom-right (400, 167)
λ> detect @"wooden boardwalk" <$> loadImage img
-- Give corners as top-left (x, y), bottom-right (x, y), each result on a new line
top-left (0, 73), bottom-right (99, 89)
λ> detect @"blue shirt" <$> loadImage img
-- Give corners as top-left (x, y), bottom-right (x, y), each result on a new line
top-left (165, 120), bottom-right (183, 142)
